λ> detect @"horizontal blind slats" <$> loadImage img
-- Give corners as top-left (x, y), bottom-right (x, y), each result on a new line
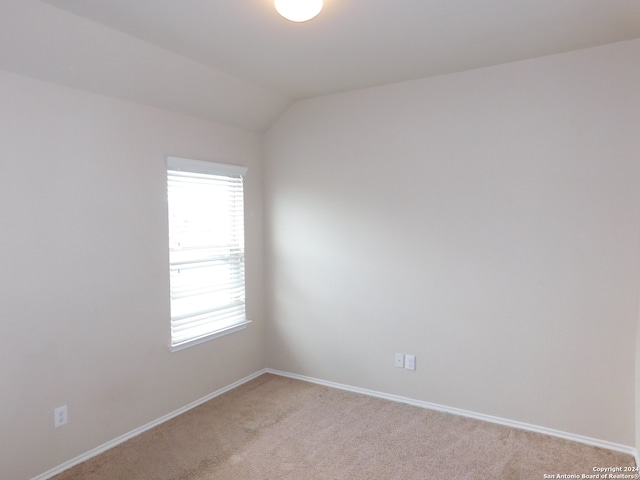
top-left (167, 160), bottom-right (247, 347)
top-left (171, 302), bottom-right (245, 326)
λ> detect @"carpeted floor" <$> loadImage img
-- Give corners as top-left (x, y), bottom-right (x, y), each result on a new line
top-left (51, 373), bottom-right (636, 479)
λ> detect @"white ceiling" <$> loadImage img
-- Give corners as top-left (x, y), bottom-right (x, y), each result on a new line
top-left (2, 0), bottom-right (640, 131)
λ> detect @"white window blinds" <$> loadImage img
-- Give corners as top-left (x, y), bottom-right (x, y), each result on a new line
top-left (166, 156), bottom-right (249, 350)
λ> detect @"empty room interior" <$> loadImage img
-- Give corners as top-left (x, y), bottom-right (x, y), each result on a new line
top-left (2, 1), bottom-right (640, 478)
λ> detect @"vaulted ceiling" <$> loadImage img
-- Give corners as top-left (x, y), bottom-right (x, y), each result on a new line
top-left (2, 0), bottom-right (640, 131)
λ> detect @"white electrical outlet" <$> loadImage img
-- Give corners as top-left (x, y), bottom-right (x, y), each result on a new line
top-left (404, 354), bottom-right (416, 371)
top-left (395, 353), bottom-right (404, 368)
top-left (54, 405), bottom-right (68, 428)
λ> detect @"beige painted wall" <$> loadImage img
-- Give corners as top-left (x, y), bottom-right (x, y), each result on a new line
top-left (0, 70), bottom-right (265, 480)
top-left (2, 37), bottom-right (640, 480)
top-left (264, 39), bottom-right (640, 446)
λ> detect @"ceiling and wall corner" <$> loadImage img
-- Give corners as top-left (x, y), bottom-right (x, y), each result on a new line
top-left (2, 0), bottom-right (640, 131)
top-left (0, 0), bottom-right (292, 132)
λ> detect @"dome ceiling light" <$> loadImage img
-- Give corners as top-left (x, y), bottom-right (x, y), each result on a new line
top-left (275, 0), bottom-right (323, 22)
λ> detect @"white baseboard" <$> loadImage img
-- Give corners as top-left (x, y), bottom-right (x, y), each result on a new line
top-left (33, 367), bottom-right (638, 479)
top-left (266, 368), bottom-right (638, 462)
top-left (32, 369), bottom-right (268, 480)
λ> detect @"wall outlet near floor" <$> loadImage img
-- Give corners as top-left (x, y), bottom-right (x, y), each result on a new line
top-left (54, 405), bottom-right (68, 428)
top-left (395, 353), bottom-right (404, 368)
top-left (404, 354), bottom-right (416, 371)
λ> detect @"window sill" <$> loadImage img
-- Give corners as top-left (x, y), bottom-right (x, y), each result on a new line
top-left (169, 320), bottom-right (252, 352)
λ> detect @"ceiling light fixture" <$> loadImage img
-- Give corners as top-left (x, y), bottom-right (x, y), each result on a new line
top-left (275, 0), bottom-right (323, 22)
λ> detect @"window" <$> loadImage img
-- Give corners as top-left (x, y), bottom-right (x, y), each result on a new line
top-left (166, 156), bottom-right (250, 351)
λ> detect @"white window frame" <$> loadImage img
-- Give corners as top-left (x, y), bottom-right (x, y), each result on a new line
top-left (166, 156), bottom-right (250, 352)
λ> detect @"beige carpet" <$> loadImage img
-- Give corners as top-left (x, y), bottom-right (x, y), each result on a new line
top-left (52, 373), bottom-right (635, 479)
